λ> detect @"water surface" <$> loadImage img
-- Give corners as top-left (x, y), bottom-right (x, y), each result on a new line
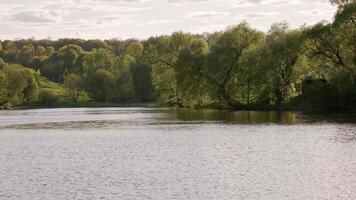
top-left (0, 108), bottom-right (355, 200)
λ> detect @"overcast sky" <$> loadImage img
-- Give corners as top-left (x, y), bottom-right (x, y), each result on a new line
top-left (0, 0), bottom-right (336, 40)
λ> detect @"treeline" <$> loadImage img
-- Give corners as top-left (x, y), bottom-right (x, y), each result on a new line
top-left (0, 0), bottom-right (355, 110)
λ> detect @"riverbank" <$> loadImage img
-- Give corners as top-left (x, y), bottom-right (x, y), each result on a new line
top-left (13, 101), bottom-right (165, 110)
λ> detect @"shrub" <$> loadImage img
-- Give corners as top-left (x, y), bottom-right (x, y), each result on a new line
top-left (38, 89), bottom-right (59, 106)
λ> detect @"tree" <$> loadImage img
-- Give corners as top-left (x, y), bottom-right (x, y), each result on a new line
top-left (238, 42), bottom-right (271, 107)
top-left (88, 69), bottom-right (115, 102)
top-left (38, 89), bottom-right (59, 106)
top-left (146, 32), bottom-right (196, 106)
top-left (3, 64), bottom-right (28, 102)
top-left (22, 69), bottom-right (39, 104)
top-left (132, 64), bottom-right (155, 102)
top-left (305, 4), bottom-right (356, 110)
top-left (106, 39), bottom-right (138, 57)
top-left (0, 58), bottom-right (5, 69)
top-left (36, 46), bottom-right (46, 56)
top-left (330, 0), bottom-right (354, 7)
top-left (112, 54), bottom-right (136, 102)
top-left (44, 46), bottom-right (55, 57)
top-left (126, 42), bottom-right (144, 58)
top-left (175, 23), bottom-right (263, 109)
top-left (333, 3), bottom-right (356, 26)
top-left (1, 64), bottom-right (39, 106)
top-left (83, 39), bottom-right (109, 51)
top-left (60, 45), bottom-right (80, 73)
top-left (307, 22), bottom-right (355, 73)
top-left (0, 71), bottom-right (8, 107)
top-left (2, 41), bottom-right (18, 63)
top-left (83, 48), bottom-right (113, 77)
top-left (264, 23), bottom-right (307, 109)
top-left (19, 44), bottom-right (35, 66)
top-left (41, 53), bottom-right (65, 82)
top-left (174, 38), bottom-right (212, 107)
top-left (64, 73), bottom-right (84, 102)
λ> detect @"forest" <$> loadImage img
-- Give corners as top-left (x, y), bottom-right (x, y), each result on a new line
top-left (0, 0), bottom-right (355, 111)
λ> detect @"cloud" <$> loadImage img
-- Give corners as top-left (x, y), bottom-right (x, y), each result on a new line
top-left (139, 19), bottom-right (183, 25)
top-left (238, 11), bottom-right (280, 19)
top-left (299, 9), bottom-right (335, 16)
top-left (41, 0), bottom-right (154, 12)
top-left (167, 0), bottom-right (218, 3)
top-left (231, 0), bottom-right (301, 7)
top-left (0, 0), bottom-right (338, 40)
top-left (186, 11), bottom-right (230, 20)
top-left (10, 10), bottom-right (63, 24)
top-left (191, 23), bottom-right (228, 33)
top-left (61, 14), bottom-right (136, 29)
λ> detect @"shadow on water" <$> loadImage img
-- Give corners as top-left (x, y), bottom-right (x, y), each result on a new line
top-left (159, 109), bottom-right (356, 125)
top-left (160, 109), bottom-right (303, 124)
top-left (2, 108), bottom-right (356, 130)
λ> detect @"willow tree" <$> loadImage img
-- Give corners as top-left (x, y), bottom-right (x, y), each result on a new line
top-left (333, 2), bottom-right (356, 26)
top-left (174, 23), bottom-right (263, 109)
top-left (0, 71), bottom-right (8, 107)
top-left (306, 2), bottom-right (356, 108)
top-left (330, 0), bottom-right (355, 7)
top-left (264, 23), bottom-right (307, 109)
top-left (145, 32), bottom-right (196, 106)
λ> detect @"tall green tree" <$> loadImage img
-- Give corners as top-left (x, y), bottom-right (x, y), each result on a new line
top-left (0, 71), bottom-right (8, 107)
top-left (132, 63), bottom-right (155, 102)
top-left (88, 69), bottom-right (115, 102)
top-left (264, 23), bottom-right (307, 109)
top-left (175, 23), bottom-right (263, 109)
top-left (64, 73), bottom-right (84, 102)
top-left (113, 55), bottom-right (136, 102)
top-left (146, 32), bottom-right (195, 106)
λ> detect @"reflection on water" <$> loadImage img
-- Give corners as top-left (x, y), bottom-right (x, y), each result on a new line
top-left (0, 108), bottom-right (355, 200)
top-left (166, 109), bottom-right (302, 124)
top-left (2, 108), bottom-right (356, 129)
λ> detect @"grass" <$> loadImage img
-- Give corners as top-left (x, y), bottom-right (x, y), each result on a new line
top-left (38, 76), bottom-right (91, 101)
top-left (38, 76), bottom-right (67, 98)
top-left (14, 76), bottom-right (161, 109)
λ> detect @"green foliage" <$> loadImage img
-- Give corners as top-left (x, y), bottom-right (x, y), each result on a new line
top-left (0, 71), bottom-right (8, 107)
top-left (22, 69), bottom-right (39, 104)
top-left (83, 48), bottom-right (113, 76)
top-left (0, 63), bottom-right (40, 107)
top-left (113, 55), bottom-right (136, 102)
top-left (132, 64), bottom-right (155, 102)
top-left (333, 2), bottom-right (356, 26)
top-left (126, 42), bottom-right (144, 58)
top-left (265, 23), bottom-right (307, 108)
top-left (38, 89), bottom-right (59, 106)
top-left (64, 73), bottom-right (84, 102)
top-left (88, 69), bottom-right (115, 102)
top-left (45, 46), bottom-right (54, 57)
top-left (19, 44), bottom-right (35, 66)
top-left (330, 0), bottom-right (354, 7)
top-left (0, 2), bottom-right (355, 111)
top-left (36, 46), bottom-right (46, 56)
top-left (38, 77), bottom-right (67, 98)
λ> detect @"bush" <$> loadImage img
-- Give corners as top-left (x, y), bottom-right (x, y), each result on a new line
top-left (38, 89), bottom-right (59, 106)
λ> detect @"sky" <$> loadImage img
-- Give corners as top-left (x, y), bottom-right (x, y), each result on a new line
top-left (0, 0), bottom-right (336, 40)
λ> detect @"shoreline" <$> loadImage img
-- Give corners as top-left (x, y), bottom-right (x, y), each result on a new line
top-left (6, 103), bottom-right (356, 115)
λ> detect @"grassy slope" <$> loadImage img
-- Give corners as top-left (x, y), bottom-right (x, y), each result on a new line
top-left (38, 76), bottom-right (68, 98)
top-left (23, 76), bottom-right (158, 109)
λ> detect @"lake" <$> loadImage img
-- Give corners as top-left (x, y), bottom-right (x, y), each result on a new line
top-left (0, 108), bottom-right (355, 200)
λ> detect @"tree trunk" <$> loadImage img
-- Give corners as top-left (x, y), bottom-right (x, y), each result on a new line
top-left (275, 89), bottom-right (283, 111)
top-left (218, 86), bottom-right (243, 110)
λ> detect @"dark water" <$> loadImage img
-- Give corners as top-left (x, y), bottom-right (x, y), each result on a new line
top-left (0, 108), bottom-right (355, 200)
